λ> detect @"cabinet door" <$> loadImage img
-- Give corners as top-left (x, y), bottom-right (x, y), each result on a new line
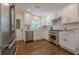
top-left (62, 4), bottom-right (78, 24)
top-left (66, 33), bottom-right (78, 51)
top-left (59, 32), bottom-right (68, 47)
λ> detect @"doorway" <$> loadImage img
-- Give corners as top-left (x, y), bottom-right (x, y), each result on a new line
top-left (16, 19), bottom-right (23, 40)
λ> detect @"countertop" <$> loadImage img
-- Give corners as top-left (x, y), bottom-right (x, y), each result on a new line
top-left (52, 30), bottom-right (64, 31)
top-left (24, 29), bottom-right (48, 31)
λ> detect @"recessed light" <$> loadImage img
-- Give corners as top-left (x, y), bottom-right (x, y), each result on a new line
top-left (44, 12), bottom-right (47, 15)
top-left (26, 8), bottom-right (31, 12)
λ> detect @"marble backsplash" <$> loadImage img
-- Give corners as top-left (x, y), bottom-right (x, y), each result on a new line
top-left (64, 22), bottom-right (79, 30)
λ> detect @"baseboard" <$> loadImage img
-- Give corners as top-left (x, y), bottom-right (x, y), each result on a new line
top-left (33, 39), bottom-right (46, 41)
top-left (60, 45), bottom-right (79, 55)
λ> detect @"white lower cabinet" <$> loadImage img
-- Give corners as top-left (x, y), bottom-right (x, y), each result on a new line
top-left (59, 31), bottom-right (79, 54)
top-left (65, 34), bottom-right (77, 51)
top-left (33, 30), bottom-right (48, 41)
top-left (59, 33), bottom-right (67, 47)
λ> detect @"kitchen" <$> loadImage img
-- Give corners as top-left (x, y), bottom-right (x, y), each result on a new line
top-left (14, 3), bottom-right (79, 55)
top-left (0, 3), bottom-right (79, 55)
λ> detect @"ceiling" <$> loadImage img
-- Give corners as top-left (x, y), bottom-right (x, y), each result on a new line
top-left (15, 3), bottom-right (71, 16)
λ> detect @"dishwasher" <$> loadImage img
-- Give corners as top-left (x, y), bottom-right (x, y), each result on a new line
top-left (25, 31), bottom-right (33, 42)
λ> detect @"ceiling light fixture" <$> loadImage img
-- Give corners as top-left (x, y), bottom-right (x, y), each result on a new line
top-left (35, 5), bottom-right (40, 8)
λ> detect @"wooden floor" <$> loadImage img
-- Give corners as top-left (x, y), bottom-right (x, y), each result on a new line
top-left (16, 40), bottom-right (73, 55)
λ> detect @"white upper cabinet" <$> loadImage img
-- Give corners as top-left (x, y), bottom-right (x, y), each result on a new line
top-left (24, 13), bottom-right (32, 25)
top-left (60, 4), bottom-right (79, 24)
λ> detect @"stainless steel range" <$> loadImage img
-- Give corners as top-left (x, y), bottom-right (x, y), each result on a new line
top-left (49, 27), bottom-right (59, 45)
top-left (49, 16), bottom-right (63, 45)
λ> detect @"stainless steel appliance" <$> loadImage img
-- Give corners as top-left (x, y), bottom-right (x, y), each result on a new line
top-left (49, 27), bottom-right (59, 45)
top-left (49, 17), bottom-right (62, 45)
top-left (0, 3), bottom-right (16, 55)
top-left (25, 31), bottom-right (33, 42)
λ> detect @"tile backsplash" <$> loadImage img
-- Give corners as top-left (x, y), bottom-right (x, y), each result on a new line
top-left (64, 23), bottom-right (79, 30)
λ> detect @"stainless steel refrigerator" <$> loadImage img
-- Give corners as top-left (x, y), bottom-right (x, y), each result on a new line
top-left (0, 3), bottom-right (16, 55)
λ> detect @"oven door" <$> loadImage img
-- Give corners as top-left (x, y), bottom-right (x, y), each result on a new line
top-left (49, 34), bottom-right (56, 40)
